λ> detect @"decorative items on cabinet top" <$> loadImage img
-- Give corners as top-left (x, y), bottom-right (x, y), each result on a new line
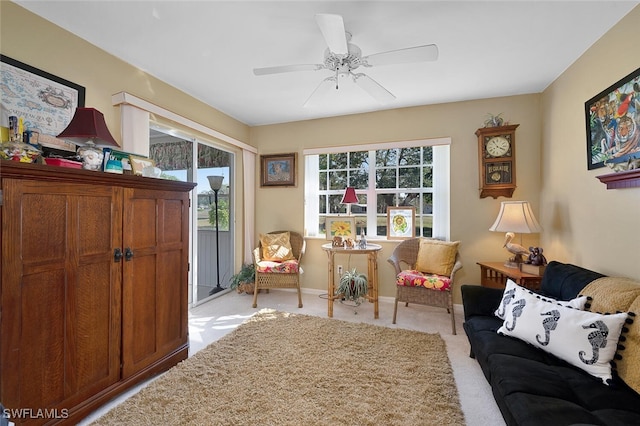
top-left (0, 161), bottom-right (196, 192)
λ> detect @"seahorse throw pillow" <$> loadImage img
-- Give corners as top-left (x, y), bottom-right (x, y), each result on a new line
top-left (497, 287), bottom-right (628, 384)
top-left (494, 279), bottom-right (590, 320)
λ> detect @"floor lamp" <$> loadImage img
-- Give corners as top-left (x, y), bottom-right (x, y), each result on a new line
top-left (208, 175), bottom-right (225, 295)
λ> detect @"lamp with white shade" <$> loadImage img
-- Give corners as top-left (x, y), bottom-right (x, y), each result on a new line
top-left (489, 201), bottom-right (542, 268)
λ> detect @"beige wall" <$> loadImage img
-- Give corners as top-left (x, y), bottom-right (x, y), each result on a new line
top-left (540, 5), bottom-right (640, 279)
top-left (251, 96), bottom-right (543, 302)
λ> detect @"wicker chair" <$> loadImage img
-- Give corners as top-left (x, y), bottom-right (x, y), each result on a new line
top-left (252, 230), bottom-right (305, 309)
top-left (387, 237), bottom-right (462, 334)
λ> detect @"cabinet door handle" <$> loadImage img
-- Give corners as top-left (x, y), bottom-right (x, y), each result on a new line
top-left (124, 247), bottom-right (134, 261)
top-left (114, 248), bottom-right (123, 263)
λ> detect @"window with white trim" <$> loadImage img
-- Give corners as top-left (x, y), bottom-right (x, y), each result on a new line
top-left (304, 138), bottom-right (451, 240)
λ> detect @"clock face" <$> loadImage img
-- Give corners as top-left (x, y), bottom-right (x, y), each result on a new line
top-left (485, 136), bottom-right (511, 157)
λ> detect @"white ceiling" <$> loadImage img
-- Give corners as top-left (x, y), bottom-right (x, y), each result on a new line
top-left (14, 1), bottom-right (638, 126)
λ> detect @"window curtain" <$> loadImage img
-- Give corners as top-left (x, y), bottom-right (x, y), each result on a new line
top-left (243, 149), bottom-right (256, 264)
top-left (150, 140), bottom-right (230, 171)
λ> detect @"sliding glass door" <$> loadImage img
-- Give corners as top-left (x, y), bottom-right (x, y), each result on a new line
top-left (149, 126), bottom-right (234, 306)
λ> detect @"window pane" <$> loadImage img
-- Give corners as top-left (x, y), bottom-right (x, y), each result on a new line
top-left (399, 167), bottom-right (420, 188)
top-left (329, 170), bottom-right (347, 190)
top-left (319, 194), bottom-right (326, 214)
top-left (377, 193), bottom-right (395, 214)
top-left (398, 147), bottom-right (421, 165)
top-left (349, 169), bottom-right (368, 188)
top-left (423, 166), bottom-right (433, 187)
top-left (376, 149), bottom-right (398, 166)
top-left (319, 170), bottom-right (327, 190)
top-left (376, 169), bottom-right (396, 188)
top-left (349, 151), bottom-right (368, 168)
top-left (423, 146), bottom-right (433, 163)
top-left (399, 192), bottom-right (420, 209)
top-left (329, 194), bottom-right (344, 214)
top-left (319, 154), bottom-right (328, 170)
top-left (329, 152), bottom-right (347, 169)
top-left (423, 193), bottom-right (433, 214)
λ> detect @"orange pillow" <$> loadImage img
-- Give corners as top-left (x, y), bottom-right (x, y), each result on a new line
top-left (415, 239), bottom-right (459, 276)
top-left (260, 232), bottom-right (294, 261)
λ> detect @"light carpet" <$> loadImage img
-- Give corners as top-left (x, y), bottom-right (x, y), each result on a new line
top-left (92, 309), bottom-right (465, 425)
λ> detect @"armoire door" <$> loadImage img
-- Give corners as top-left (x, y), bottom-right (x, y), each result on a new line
top-left (121, 187), bottom-right (190, 378)
top-left (0, 178), bottom-right (122, 414)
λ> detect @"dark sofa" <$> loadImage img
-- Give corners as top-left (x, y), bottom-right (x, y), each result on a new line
top-left (462, 261), bottom-right (640, 426)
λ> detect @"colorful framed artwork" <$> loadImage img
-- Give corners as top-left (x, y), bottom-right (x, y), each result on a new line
top-left (260, 153), bottom-right (296, 187)
top-left (585, 66), bottom-right (640, 170)
top-left (387, 207), bottom-right (415, 239)
top-left (0, 55), bottom-right (86, 152)
top-left (325, 216), bottom-right (356, 241)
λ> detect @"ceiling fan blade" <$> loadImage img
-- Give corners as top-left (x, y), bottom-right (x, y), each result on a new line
top-left (303, 76), bottom-right (336, 107)
top-left (315, 14), bottom-right (348, 55)
top-left (352, 73), bottom-right (396, 104)
top-left (363, 44), bottom-right (439, 67)
top-left (253, 64), bottom-right (324, 76)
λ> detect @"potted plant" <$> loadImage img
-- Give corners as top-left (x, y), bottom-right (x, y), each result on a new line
top-left (337, 268), bottom-right (368, 304)
top-left (230, 263), bottom-right (256, 294)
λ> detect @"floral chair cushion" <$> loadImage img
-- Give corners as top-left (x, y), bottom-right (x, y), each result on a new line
top-left (396, 270), bottom-right (452, 291)
top-left (256, 259), bottom-right (300, 274)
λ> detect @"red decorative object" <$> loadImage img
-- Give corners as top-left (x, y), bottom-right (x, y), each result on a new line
top-left (340, 186), bottom-right (358, 204)
top-left (57, 107), bottom-right (118, 146)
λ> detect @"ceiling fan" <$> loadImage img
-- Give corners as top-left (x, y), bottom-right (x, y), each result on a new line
top-left (253, 14), bottom-right (438, 106)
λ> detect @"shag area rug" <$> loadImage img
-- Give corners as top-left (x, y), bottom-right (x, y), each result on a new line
top-left (92, 310), bottom-right (465, 425)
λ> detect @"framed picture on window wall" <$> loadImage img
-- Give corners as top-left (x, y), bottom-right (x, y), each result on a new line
top-left (260, 153), bottom-right (297, 187)
top-left (387, 207), bottom-right (415, 239)
top-left (325, 216), bottom-right (356, 241)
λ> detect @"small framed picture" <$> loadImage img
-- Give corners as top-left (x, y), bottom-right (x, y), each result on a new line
top-left (129, 154), bottom-right (156, 175)
top-left (387, 207), bottom-right (415, 239)
top-left (260, 153), bottom-right (296, 187)
top-left (325, 216), bottom-right (356, 241)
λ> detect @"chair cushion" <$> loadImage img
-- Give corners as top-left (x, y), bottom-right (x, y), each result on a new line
top-left (396, 270), bottom-right (452, 291)
top-left (260, 232), bottom-right (294, 261)
top-left (256, 259), bottom-right (299, 274)
top-left (415, 239), bottom-right (459, 276)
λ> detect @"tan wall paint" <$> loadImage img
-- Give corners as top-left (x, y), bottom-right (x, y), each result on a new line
top-left (251, 96), bottom-right (543, 302)
top-left (540, 5), bottom-right (640, 279)
top-left (2, 2), bottom-right (253, 275)
top-left (1, 3), bottom-right (250, 146)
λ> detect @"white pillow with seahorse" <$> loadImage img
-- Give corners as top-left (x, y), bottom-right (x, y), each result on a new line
top-left (494, 279), bottom-right (589, 320)
top-left (497, 287), bottom-right (628, 384)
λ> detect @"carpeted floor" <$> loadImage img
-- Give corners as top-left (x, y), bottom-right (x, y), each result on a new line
top-left (92, 309), bottom-right (465, 425)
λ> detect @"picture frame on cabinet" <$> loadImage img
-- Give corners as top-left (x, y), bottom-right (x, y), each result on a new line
top-left (129, 154), bottom-right (156, 176)
top-left (0, 55), bottom-right (86, 152)
top-left (260, 153), bottom-right (296, 187)
top-left (585, 66), bottom-right (640, 170)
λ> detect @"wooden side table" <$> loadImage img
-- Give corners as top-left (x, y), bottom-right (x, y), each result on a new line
top-left (477, 261), bottom-right (542, 290)
top-left (322, 243), bottom-right (382, 319)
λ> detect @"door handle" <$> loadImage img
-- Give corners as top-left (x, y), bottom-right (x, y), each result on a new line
top-left (124, 247), bottom-right (134, 261)
top-left (114, 248), bottom-right (123, 263)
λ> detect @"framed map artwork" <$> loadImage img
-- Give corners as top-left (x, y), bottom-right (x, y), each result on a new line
top-left (1, 55), bottom-right (86, 151)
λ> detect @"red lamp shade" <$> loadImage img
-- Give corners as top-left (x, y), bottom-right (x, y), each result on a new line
top-left (57, 107), bottom-right (118, 146)
top-left (340, 187), bottom-right (358, 204)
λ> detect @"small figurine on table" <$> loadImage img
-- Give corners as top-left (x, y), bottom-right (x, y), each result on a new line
top-left (526, 246), bottom-right (547, 266)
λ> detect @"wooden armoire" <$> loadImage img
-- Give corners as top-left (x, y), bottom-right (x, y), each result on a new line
top-left (0, 161), bottom-right (196, 424)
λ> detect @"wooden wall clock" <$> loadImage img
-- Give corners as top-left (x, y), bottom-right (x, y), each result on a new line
top-left (475, 124), bottom-right (519, 199)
